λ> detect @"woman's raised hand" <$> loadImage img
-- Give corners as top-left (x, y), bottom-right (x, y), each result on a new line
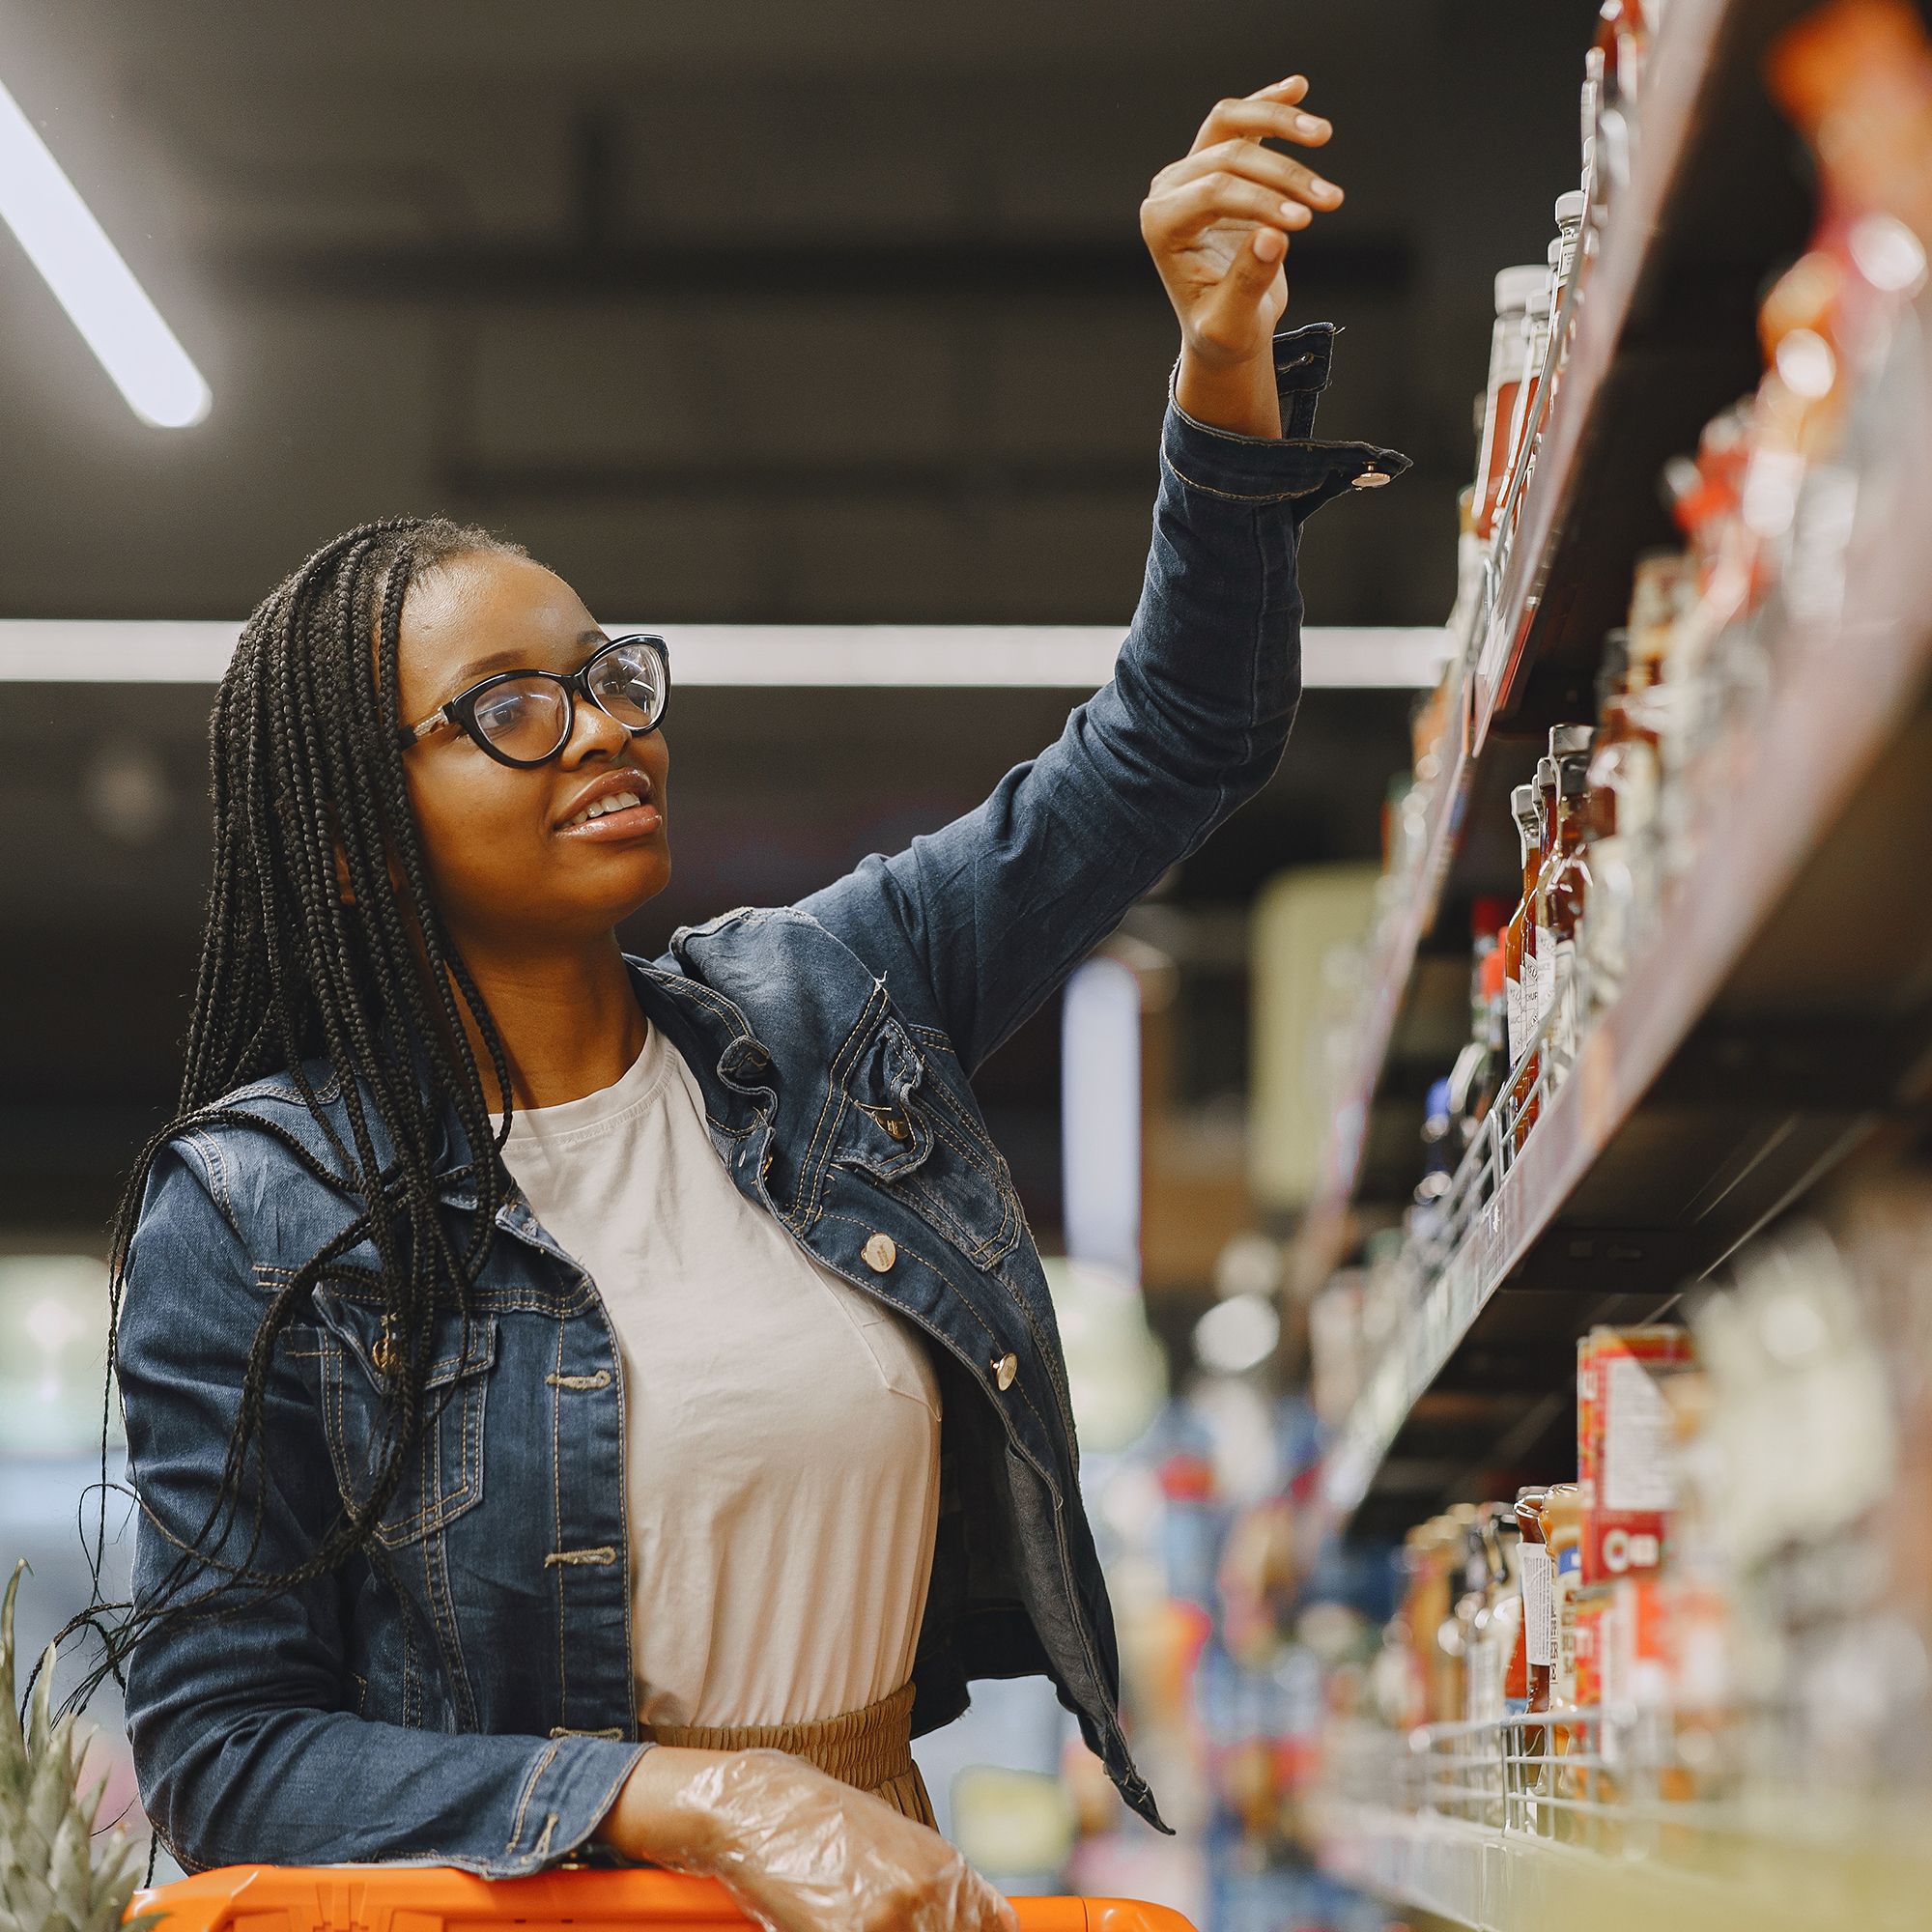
top-left (1141, 75), bottom-right (1344, 433)
top-left (611, 1745), bottom-right (1018, 1932)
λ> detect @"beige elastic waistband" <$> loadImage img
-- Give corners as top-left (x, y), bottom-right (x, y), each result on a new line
top-left (644, 1678), bottom-right (918, 1791)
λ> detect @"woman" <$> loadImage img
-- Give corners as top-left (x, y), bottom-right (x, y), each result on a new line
top-left (100, 71), bottom-right (1403, 1932)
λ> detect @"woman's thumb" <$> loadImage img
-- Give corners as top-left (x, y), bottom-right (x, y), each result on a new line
top-left (1198, 224), bottom-right (1285, 347)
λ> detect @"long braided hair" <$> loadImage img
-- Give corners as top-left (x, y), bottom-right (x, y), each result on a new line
top-left (45, 516), bottom-right (540, 1873)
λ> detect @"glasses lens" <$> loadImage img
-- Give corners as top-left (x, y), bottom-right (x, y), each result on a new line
top-left (588, 640), bottom-right (667, 728)
top-left (471, 679), bottom-right (570, 760)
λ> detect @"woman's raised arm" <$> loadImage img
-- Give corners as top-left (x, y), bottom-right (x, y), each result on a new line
top-left (798, 75), bottom-right (1408, 1075)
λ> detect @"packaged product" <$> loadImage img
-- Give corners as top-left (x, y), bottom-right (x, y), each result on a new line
top-left (1577, 1324), bottom-right (1697, 1584)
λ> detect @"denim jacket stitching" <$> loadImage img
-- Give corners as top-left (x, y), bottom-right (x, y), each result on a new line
top-left (798, 984), bottom-right (891, 1228)
top-left (181, 1129), bottom-right (243, 1242)
top-left (1156, 444), bottom-right (1324, 504)
top-left (551, 1321), bottom-right (569, 1719)
top-left (505, 1742), bottom-right (559, 1853)
top-left (421, 1523), bottom-right (478, 1732)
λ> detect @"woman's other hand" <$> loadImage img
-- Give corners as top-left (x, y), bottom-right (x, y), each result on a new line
top-left (599, 1745), bottom-right (1018, 1931)
top-left (1141, 74), bottom-right (1343, 437)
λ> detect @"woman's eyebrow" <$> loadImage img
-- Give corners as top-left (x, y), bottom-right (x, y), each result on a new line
top-left (450, 628), bottom-right (609, 685)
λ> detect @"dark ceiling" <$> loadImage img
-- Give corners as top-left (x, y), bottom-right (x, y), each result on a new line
top-left (0, 0), bottom-right (1593, 625)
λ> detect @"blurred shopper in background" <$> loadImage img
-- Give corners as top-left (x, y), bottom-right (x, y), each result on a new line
top-left (80, 71), bottom-right (1402, 1932)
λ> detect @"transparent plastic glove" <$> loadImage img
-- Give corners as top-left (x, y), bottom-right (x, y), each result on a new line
top-left (663, 1747), bottom-right (1021, 1932)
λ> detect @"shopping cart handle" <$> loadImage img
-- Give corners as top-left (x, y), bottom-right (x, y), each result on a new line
top-left (126, 1864), bottom-right (1200, 1932)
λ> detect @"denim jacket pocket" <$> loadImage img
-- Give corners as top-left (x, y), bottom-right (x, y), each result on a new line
top-left (831, 1019), bottom-right (1024, 1271)
top-left (305, 1285), bottom-right (498, 1548)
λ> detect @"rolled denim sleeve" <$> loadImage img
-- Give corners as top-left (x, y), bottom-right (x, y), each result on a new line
top-left (799, 320), bottom-right (1409, 1074)
top-left (117, 1139), bottom-right (650, 1880)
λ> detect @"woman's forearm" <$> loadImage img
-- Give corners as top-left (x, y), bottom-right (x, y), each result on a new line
top-left (591, 1744), bottom-right (738, 1865)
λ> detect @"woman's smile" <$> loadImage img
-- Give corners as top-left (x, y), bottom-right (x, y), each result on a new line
top-left (554, 764), bottom-right (667, 841)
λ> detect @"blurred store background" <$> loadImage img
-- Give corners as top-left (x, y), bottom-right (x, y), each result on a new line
top-left (8, 2), bottom-right (1932, 1929)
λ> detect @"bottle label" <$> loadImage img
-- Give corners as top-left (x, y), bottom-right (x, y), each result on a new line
top-left (1605, 1354), bottom-right (1676, 1513)
top-left (1506, 972), bottom-right (1524, 1064)
top-left (1521, 951), bottom-right (1541, 1045)
top-left (1551, 936), bottom-right (1577, 1060)
top-left (1520, 1546), bottom-right (1557, 1667)
top-left (1534, 923), bottom-right (1555, 1019)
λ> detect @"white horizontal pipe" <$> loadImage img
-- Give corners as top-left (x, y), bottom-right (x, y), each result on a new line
top-left (0, 621), bottom-right (1451, 690)
top-left (0, 77), bottom-right (211, 429)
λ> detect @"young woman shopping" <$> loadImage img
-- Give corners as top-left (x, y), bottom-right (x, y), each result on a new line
top-left (100, 71), bottom-right (1404, 1932)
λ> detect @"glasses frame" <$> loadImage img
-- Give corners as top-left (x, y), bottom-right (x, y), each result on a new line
top-left (395, 633), bottom-right (672, 769)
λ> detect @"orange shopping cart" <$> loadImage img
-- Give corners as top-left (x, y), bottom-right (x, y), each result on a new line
top-left (127, 1863), bottom-right (1198, 1932)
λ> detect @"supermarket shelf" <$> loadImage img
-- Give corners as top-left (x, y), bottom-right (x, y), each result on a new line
top-left (1467, 0), bottom-right (1738, 734)
top-left (1315, 1801), bottom-right (1932, 1932)
top-left (1321, 340), bottom-right (1932, 1529)
top-left (1286, 0), bottom-right (1801, 1293)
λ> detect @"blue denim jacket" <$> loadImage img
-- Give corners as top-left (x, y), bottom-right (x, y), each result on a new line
top-left (115, 322), bottom-right (1406, 1881)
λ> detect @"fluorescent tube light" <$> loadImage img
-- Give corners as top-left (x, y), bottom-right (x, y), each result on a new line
top-left (0, 75), bottom-right (210, 428)
top-left (0, 621), bottom-right (1453, 689)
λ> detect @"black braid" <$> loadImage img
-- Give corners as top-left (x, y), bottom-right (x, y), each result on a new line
top-left (37, 517), bottom-right (541, 1873)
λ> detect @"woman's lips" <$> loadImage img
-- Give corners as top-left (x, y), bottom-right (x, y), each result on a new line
top-left (554, 801), bottom-right (664, 842)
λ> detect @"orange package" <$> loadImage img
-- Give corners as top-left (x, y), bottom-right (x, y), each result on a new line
top-left (1577, 1325), bottom-right (1696, 1585)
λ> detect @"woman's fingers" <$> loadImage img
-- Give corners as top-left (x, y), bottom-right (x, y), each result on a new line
top-left (1158, 135), bottom-right (1344, 212)
top-left (1147, 170), bottom-right (1316, 242)
top-left (1192, 83), bottom-right (1333, 156)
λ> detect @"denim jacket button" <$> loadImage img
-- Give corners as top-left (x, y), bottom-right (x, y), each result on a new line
top-left (1350, 468), bottom-right (1390, 489)
top-left (862, 1232), bottom-right (897, 1272)
top-left (994, 1351), bottom-right (1018, 1391)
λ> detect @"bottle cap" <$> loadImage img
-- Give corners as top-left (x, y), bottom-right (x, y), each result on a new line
top-left (1470, 894), bottom-right (1510, 936)
top-left (1536, 754), bottom-right (1558, 790)
top-left (1554, 188), bottom-right (1587, 227)
top-left (1482, 947), bottom-right (1508, 998)
top-left (1549, 723), bottom-right (1595, 756)
top-left (1559, 758), bottom-right (1590, 797)
top-left (1512, 781), bottom-right (1540, 830)
top-left (1495, 265), bottom-right (1549, 314)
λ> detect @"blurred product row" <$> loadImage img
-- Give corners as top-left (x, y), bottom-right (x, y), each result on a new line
top-left (1315, 0), bottom-right (1932, 1462)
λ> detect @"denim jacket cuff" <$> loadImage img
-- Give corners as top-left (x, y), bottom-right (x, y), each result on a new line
top-left (1161, 320), bottom-right (1411, 514)
top-left (498, 1736), bottom-right (654, 1876)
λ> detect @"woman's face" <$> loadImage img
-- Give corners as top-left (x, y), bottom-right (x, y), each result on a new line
top-left (384, 550), bottom-right (671, 953)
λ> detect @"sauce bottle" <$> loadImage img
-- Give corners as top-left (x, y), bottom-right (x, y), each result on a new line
top-left (1515, 755), bottom-right (1560, 1148)
top-left (1503, 784), bottom-right (1540, 1074)
top-left (1475, 268), bottom-right (1550, 541)
top-left (1498, 278), bottom-right (1556, 537)
top-left (1536, 727), bottom-right (1594, 1082)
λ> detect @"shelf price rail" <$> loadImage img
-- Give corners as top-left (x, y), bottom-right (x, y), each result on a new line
top-left (1314, 1710), bottom-right (1932, 1932)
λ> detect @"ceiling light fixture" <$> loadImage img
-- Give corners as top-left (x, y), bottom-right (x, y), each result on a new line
top-left (0, 74), bottom-right (210, 428)
top-left (0, 622), bottom-right (1454, 689)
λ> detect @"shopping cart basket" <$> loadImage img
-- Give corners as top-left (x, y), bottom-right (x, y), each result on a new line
top-left (126, 1863), bottom-right (1198, 1931)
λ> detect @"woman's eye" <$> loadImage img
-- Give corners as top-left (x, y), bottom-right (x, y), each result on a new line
top-left (475, 686), bottom-right (539, 732)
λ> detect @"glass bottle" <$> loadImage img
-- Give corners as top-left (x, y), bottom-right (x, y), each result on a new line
top-left (1583, 632), bottom-right (1662, 996)
top-left (1498, 279), bottom-right (1555, 538)
top-left (1537, 728), bottom-right (1596, 1080)
top-left (1514, 756), bottom-right (1559, 1150)
top-left (1475, 268), bottom-right (1550, 541)
top-left (1503, 782), bottom-right (1542, 1153)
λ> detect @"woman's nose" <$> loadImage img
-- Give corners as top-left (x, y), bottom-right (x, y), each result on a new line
top-left (561, 694), bottom-right (633, 762)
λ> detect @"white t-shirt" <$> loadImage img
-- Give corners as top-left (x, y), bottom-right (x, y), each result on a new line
top-left (487, 1015), bottom-right (942, 1729)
